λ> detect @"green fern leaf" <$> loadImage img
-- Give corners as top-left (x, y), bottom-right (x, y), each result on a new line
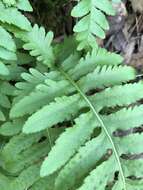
top-left (2, 0), bottom-right (33, 11)
top-left (40, 112), bottom-right (98, 177)
top-left (78, 65), bottom-right (135, 92)
top-left (41, 82), bottom-right (143, 178)
top-left (7, 141), bottom-right (49, 174)
top-left (104, 105), bottom-right (143, 133)
top-left (10, 79), bottom-right (70, 117)
top-left (122, 159), bottom-right (143, 177)
top-left (0, 26), bottom-right (16, 52)
top-left (77, 156), bottom-right (117, 190)
top-left (55, 134), bottom-right (108, 190)
top-left (0, 118), bottom-right (24, 136)
top-left (92, 82), bottom-right (143, 111)
top-left (0, 47), bottom-right (17, 60)
top-left (0, 62), bottom-right (9, 76)
top-left (23, 95), bottom-right (80, 133)
top-left (30, 175), bottom-right (56, 190)
top-left (21, 64), bottom-right (136, 134)
top-left (0, 93), bottom-right (10, 108)
top-left (16, 0), bottom-right (33, 12)
top-left (0, 110), bottom-right (6, 121)
top-left (69, 48), bottom-right (123, 80)
top-left (71, 0), bottom-right (115, 50)
top-left (0, 2), bottom-right (31, 31)
top-left (0, 81), bottom-right (16, 96)
top-left (22, 25), bottom-right (55, 67)
top-left (0, 173), bottom-right (11, 190)
top-left (2, 0), bottom-right (16, 6)
top-left (1, 132), bottom-right (44, 163)
top-left (10, 164), bottom-right (41, 190)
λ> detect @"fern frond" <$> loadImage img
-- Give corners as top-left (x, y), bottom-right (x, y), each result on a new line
top-left (0, 62), bottom-right (9, 76)
top-left (69, 48), bottom-right (123, 79)
top-left (104, 105), bottom-right (143, 133)
top-left (55, 133), bottom-right (108, 190)
top-left (92, 82), bottom-right (143, 111)
top-left (112, 178), bottom-right (143, 190)
top-left (0, 47), bottom-right (17, 60)
top-left (0, 93), bottom-right (10, 108)
top-left (2, 0), bottom-right (33, 11)
top-left (22, 25), bottom-right (55, 67)
top-left (55, 124), bottom-right (143, 190)
top-left (1, 132), bottom-right (44, 163)
top-left (10, 30), bottom-right (142, 188)
top-left (10, 164), bottom-right (41, 190)
top-left (0, 109), bottom-right (6, 121)
top-left (0, 2), bottom-right (31, 31)
top-left (115, 133), bottom-right (143, 155)
top-left (2, 0), bottom-right (16, 6)
top-left (29, 174), bottom-right (56, 190)
top-left (78, 65), bottom-right (135, 92)
top-left (0, 3), bottom-right (142, 189)
top-left (0, 81), bottom-right (16, 95)
top-left (0, 172), bottom-right (11, 190)
top-left (15, 68), bottom-right (47, 97)
top-left (71, 0), bottom-right (115, 50)
top-left (0, 118), bottom-right (25, 136)
top-left (8, 141), bottom-right (49, 174)
top-left (40, 112), bottom-right (98, 177)
top-left (10, 79), bottom-right (70, 117)
top-left (77, 156), bottom-right (117, 190)
top-left (23, 95), bottom-right (80, 133)
top-left (0, 81), bottom-right (16, 122)
top-left (1, 64), bottom-right (25, 81)
top-left (0, 26), bottom-right (16, 52)
top-left (17, 63), bottom-right (136, 133)
top-left (122, 159), bottom-right (143, 177)
top-left (16, 0), bottom-right (33, 12)
top-left (3, 128), bottom-right (62, 174)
